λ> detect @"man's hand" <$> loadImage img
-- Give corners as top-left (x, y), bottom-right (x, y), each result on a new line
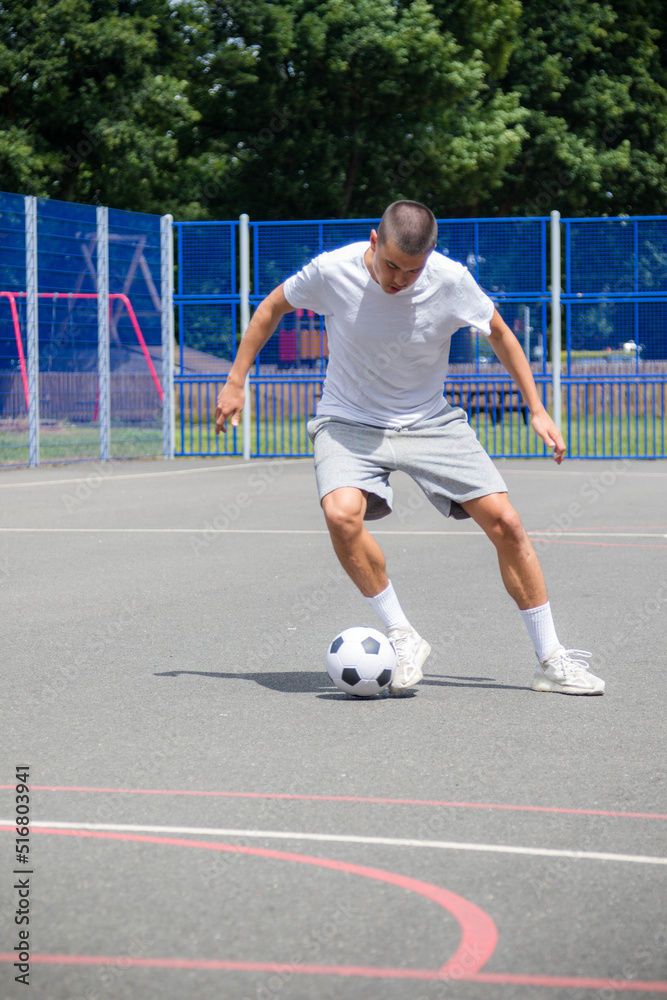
top-left (531, 409), bottom-right (566, 464)
top-left (487, 311), bottom-right (566, 464)
top-left (213, 284), bottom-right (295, 436)
top-left (215, 380), bottom-right (245, 435)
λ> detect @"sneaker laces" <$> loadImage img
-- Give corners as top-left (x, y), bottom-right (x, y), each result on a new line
top-left (389, 628), bottom-right (412, 659)
top-left (557, 649), bottom-right (593, 679)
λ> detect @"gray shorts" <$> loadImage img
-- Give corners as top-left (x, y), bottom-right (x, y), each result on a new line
top-left (307, 404), bottom-right (507, 521)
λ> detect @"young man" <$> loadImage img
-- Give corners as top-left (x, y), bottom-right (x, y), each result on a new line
top-left (216, 200), bottom-right (605, 696)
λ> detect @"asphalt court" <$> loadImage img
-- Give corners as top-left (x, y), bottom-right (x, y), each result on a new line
top-left (0, 455), bottom-right (666, 999)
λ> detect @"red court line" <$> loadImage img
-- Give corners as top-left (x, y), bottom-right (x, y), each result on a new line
top-left (0, 825), bottom-right (497, 980)
top-left (527, 538), bottom-right (667, 548)
top-left (532, 526), bottom-right (667, 531)
top-left (0, 955), bottom-right (664, 991)
top-left (468, 972), bottom-right (667, 992)
top-left (3, 785), bottom-right (665, 820)
top-left (1, 829), bottom-right (665, 991)
top-left (0, 953), bottom-right (461, 978)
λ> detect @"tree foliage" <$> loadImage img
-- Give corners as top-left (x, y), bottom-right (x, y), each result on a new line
top-left (489, 0), bottom-right (667, 217)
top-left (0, 0), bottom-right (666, 218)
top-left (0, 0), bottom-right (203, 213)
top-left (186, 0), bottom-right (527, 218)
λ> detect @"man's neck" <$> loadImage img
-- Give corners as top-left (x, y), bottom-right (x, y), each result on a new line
top-left (363, 244), bottom-right (379, 284)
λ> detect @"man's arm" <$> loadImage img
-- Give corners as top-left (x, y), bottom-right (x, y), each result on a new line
top-left (215, 284), bottom-right (295, 434)
top-left (487, 308), bottom-right (566, 463)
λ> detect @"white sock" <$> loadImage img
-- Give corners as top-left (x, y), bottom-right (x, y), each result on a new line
top-left (365, 581), bottom-right (410, 630)
top-left (519, 601), bottom-right (560, 662)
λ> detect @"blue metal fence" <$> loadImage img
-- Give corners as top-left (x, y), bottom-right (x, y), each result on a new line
top-left (560, 216), bottom-right (667, 459)
top-left (3, 196), bottom-right (665, 466)
top-left (0, 193), bottom-right (28, 465)
top-left (564, 216), bottom-right (667, 367)
top-left (176, 216), bottom-right (578, 458)
top-left (0, 192), bottom-right (172, 466)
top-left (174, 213), bottom-right (667, 460)
top-left (174, 220), bottom-right (240, 456)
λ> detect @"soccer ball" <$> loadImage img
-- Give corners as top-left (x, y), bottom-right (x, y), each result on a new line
top-left (326, 627), bottom-right (396, 697)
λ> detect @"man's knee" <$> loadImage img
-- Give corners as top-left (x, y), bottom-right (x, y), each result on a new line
top-left (469, 495), bottom-right (526, 546)
top-left (490, 504), bottom-right (530, 548)
top-left (321, 488), bottom-right (366, 539)
top-left (496, 505), bottom-right (526, 542)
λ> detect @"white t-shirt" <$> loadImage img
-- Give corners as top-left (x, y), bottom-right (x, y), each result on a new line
top-left (282, 241), bottom-right (495, 428)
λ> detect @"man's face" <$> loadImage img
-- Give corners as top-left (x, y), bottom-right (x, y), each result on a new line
top-left (365, 229), bottom-right (432, 294)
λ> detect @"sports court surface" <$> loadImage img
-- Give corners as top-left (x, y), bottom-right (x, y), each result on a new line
top-left (0, 454), bottom-right (666, 1000)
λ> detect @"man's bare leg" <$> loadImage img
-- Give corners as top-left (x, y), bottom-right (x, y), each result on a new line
top-left (461, 492), bottom-right (546, 610)
top-left (320, 487), bottom-right (388, 596)
top-left (462, 492), bottom-right (604, 694)
top-left (321, 486), bottom-right (430, 691)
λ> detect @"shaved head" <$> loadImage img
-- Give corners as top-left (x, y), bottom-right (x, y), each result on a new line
top-left (377, 201), bottom-right (438, 256)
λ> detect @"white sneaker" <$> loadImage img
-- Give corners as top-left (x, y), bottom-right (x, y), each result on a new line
top-left (532, 645), bottom-right (605, 695)
top-left (387, 626), bottom-right (431, 693)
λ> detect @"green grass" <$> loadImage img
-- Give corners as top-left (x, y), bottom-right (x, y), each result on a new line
top-left (177, 411), bottom-right (667, 460)
top-left (176, 412), bottom-right (313, 457)
top-left (477, 411), bottom-right (666, 458)
top-left (0, 422), bottom-right (163, 465)
top-left (2, 410), bottom-right (665, 466)
top-left (562, 349), bottom-right (640, 362)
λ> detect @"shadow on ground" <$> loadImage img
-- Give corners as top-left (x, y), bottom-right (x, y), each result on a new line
top-left (154, 669), bottom-right (527, 694)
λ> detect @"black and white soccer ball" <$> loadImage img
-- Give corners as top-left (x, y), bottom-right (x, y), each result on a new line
top-left (326, 627), bottom-right (396, 697)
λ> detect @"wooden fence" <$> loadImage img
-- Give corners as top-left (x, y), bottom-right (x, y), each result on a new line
top-left (0, 371), bottom-right (162, 423)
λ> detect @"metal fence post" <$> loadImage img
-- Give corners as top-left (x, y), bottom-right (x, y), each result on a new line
top-left (160, 214), bottom-right (175, 459)
top-left (550, 210), bottom-right (562, 433)
top-left (96, 206), bottom-right (110, 460)
top-left (239, 213), bottom-right (251, 460)
top-left (523, 304), bottom-right (531, 359)
top-left (24, 196), bottom-right (39, 466)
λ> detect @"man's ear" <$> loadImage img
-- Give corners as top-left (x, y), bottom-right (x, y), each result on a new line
top-left (369, 229), bottom-right (378, 250)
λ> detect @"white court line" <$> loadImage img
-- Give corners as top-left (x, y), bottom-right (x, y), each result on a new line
top-left (528, 532), bottom-right (667, 539)
top-left (502, 469), bottom-right (667, 477)
top-left (5, 820), bottom-right (666, 865)
top-left (0, 462), bottom-right (664, 491)
top-left (0, 459), bottom-right (302, 490)
top-left (0, 527), bottom-right (480, 535)
top-left (0, 528), bottom-right (665, 539)
top-left (0, 527), bottom-right (331, 534)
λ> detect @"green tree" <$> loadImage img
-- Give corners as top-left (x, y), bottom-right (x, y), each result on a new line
top-left (189, 0), bottom-right (527, 219)
top-left (0, 0), bottom-right (204, 213)
top-left (489, 0), bottom-right (667, 217)
top-left (7, 0), bottom-right (663, 221)
top-left (425, 0), bottom-right (522, 81)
